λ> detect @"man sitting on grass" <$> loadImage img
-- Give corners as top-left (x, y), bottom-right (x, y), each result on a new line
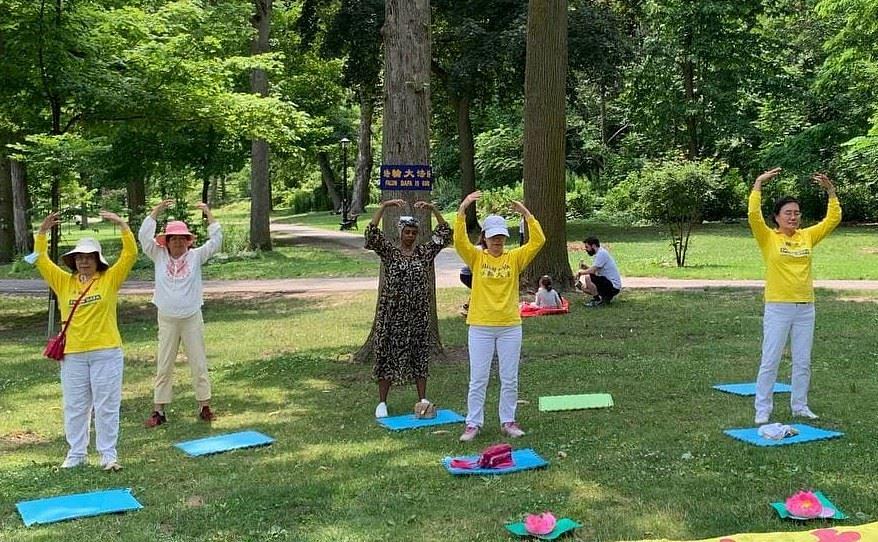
top-left (575, 236), bottom-right (622, 307)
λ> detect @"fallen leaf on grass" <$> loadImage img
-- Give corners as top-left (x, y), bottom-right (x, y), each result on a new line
top-left (185, 495), bottom-right (204, 508)
top-left (431, 430), bottom-right (450, 435)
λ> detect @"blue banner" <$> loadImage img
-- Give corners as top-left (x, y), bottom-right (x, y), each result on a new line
top-left (379, 164), bottom-right (433, 191)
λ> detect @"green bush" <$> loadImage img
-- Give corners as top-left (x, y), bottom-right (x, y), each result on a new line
top-left (477, 184), bottom-right (524, 215)
top-left (474, 125), bottom-right (524, 188)
top-left (565, 173), bottom-right (598, 219)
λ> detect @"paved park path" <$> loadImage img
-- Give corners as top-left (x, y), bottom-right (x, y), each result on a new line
top-left (4, 221), bottom-right (878, 296)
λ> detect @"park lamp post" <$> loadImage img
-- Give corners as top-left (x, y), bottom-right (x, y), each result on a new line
top-left (340, 137), bottom-right (350, 229)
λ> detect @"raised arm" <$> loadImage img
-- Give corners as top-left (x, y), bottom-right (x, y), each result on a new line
top-left (748, 168), bottom-right (780, 244)
top-left (101, 211), bottom-right (137, 289)
top-left (413, 201), bottom-right (451, 258)
top-left (139, 199), bottom-right (173, 260)
top-left (194, 202), bottom-right (223, 263)
top-left (365, 199), bottom-right (405, 258)
top-left (510, 200), bottom-right (545, 268)
top-left (34, 212), bottom-right (68, 289)
top-left (454, 192), bottom-right (481, 267)
top-left (805, 173), bottom-right (841, 245)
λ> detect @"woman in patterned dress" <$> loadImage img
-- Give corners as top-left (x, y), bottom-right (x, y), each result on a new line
top-left (365, 199), bottom-right (452, 418)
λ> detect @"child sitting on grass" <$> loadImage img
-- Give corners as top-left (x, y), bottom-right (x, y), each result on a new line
top-left (532, 275), bottom-right (562, 309)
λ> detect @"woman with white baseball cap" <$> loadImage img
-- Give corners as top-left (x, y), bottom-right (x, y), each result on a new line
top-left (454, 191), bottom-right (545, 442)
top-left (34, 210), bottom-right (138, 471)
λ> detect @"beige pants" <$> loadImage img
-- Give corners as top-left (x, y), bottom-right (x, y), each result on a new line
top-left (154, 311), bottom-right (211, 404)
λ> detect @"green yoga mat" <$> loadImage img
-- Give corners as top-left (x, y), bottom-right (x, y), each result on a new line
top-left (539, 393), bottom-right (614, 412)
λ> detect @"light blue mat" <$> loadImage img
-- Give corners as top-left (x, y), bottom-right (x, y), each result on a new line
top-left (724, 424), bottom-right (843, 447)
top-left (713, 382), bottom-right (791, 396)
top-left (16, 488), bottom-right (142, 527)
top-left (442, 448), bottom-right (548, 476)
top-left (377, 409), bottom-right (465, 431)
top-left (174, 430), bottom-right (275, 457)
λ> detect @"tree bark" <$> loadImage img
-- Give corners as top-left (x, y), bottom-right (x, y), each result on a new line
top-left (0, 151), bottom-right (14, 263)
top-left (317, 151), bottom-right (343, 212)
top-left (452, 95), bottom-right (479, 233)
top-left (522, 0), bottom-right (573, 290)
top-left (350, 89), bottom-right (375, 215)
top-left (682, 29), bottom-right (698, 160)
top-left (10, 159), bottom-right (33, 254)
top-left (355, 0), bottom-right (437, 363)
top-left (126, 176), bottom-right (146, 233)
top-left (249, 0), bottom-right (273, 251)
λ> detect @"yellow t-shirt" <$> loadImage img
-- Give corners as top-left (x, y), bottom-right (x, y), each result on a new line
top-left (748, 190), bottom-right (841, 303)
top-left (454, 215), bottom-right (545, 326)
top-left (35, 231), bottom-right (138, 353)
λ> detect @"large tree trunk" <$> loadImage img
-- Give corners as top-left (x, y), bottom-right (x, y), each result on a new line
top-left (355, 0), bottom-right (437, 363)
top-left (0, 151), bottom-right (14, 263)
top-left (249, 0), bottom-right (273, 251)
top-left (350, 89), bottom-right (375, 215)
top-left (126, 176), bottom-right (146, 233)
top-left (317, 151), bottom-right (343, 212)
top-left (452, 95), bottom-right (479, 234)
top-left (10, 159), bottom-right (33, 254)
top-left (522, 0), bottom-right (572, 289)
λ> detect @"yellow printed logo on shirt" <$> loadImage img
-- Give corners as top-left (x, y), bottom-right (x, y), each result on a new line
top-left (480, 261), bottom-right (512, 279)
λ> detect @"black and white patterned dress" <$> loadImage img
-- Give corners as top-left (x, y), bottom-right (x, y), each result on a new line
top-left (365, 222), bottom-right (452, 384)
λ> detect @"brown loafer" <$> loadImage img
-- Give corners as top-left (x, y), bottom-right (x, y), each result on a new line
top-left (198, 406), bottom-right (216, 422)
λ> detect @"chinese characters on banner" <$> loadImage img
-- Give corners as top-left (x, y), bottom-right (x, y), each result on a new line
top-left (379, 165), bottom-right (433, 191)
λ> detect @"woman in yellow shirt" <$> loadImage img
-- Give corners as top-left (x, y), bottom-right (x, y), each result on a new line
top-left (454, 191), bottom-right (545, 442)
top-left (35, 211), bottom-right (138, 471)
top-left (748, 168), bottom-right (841, 425)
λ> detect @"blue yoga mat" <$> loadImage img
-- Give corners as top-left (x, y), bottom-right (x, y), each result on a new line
top-left (16, 488), bottom-right (142, 527)
top-left (442, 448), bottom-right (548, 476)
top-left (377, 409), bottom-right (466, 431)
top-left (174, 430), bottom-right (275, 457)
top-left (724, 424), bottom-right (843, 447)
top-left (713, 382), bottom-right (792, 396)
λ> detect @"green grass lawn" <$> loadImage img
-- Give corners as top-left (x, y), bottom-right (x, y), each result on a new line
top-left (1, 289), bottom-right (877, 541)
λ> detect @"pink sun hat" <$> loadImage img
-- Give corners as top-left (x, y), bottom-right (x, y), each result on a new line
top-left (155, 221), bottom-right (195, 247)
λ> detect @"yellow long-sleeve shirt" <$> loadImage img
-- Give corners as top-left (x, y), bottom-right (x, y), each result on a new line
top-left (35, 231), bottom-right (138, 353)
top-left (454, 214), bottom-right (545, 326)
top-left (748, 190), bottom-right (841, 303)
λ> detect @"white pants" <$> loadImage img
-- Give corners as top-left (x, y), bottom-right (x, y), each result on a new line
top-left (466, 325), bottom-right (522, 427)
top-left (60, 347), bottom-right (124, 464)
top-left (154, 311), bottom-right (211, 404)
top-left (755, 303), bottom-right (815, 417)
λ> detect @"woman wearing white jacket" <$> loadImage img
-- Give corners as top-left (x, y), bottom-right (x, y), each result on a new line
top-left (139, 200), bottom-right (222, 427)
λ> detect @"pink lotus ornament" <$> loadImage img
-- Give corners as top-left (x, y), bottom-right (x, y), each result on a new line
top-left (524, 512), bottom-right (557, 536)
top-left (785, 490), bottom-right (823, 518)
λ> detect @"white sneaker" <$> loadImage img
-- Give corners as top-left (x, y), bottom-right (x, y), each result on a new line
top-left (459, 425), bottom-right (479, 442)
top-left (102, 461), bottom-right (123, 472)
top-left (375, 402), bottom-right (388, 418)
top-left (793, 407), bottom-right (819, 420)
top-left (755, 413), bottom-right (770, 425)
top-left (501, 421), bottom-right (526, 438)
top-left (60, 456), bottom-right (87, 469)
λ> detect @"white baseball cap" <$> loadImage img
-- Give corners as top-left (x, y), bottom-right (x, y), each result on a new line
top-left (482, 215), bottom-right (509, 238)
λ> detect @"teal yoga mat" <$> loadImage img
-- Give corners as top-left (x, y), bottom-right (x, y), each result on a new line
top-left (724, 424), bottom-right (843, 447)
top-left (16, 488), bottom-right (142, 527)
top-left (539, 393), bottom-right (614, 412)
top-left (174, 430), bottom-right (274, 457)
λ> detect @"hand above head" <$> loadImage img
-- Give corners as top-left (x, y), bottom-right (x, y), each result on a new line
top-left (413, 200), bottom-right (435, 211)
top-left (382, 199), bottom-right (407, 208)
top-left (812, 173), bottom-right (835, 193)
top-left (458, 191), bottom-right (481, 215)
top-left (509, 200), bottom-right (533, 219)
top-left (150, 199), bottom-right (175, 217)
top-left (38, 212), bottom-right (61, 234)
top-left (754, 168), bottom-right (782, 190)
top-left (195, 201), bottom-right (216, 223)
top-left (99, 210), bottom-right (123, 223)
